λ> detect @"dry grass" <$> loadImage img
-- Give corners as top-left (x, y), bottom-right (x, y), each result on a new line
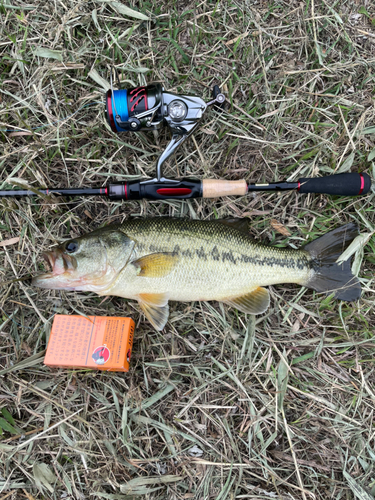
top-left (1, 0), bottom-right (375, 499)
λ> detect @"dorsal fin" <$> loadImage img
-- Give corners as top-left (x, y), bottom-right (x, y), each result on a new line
top-left (215, 218), bottom-right (250, 234)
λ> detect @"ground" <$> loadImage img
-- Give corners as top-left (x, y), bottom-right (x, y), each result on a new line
top-left (0, 0), bottom-right (375, 499)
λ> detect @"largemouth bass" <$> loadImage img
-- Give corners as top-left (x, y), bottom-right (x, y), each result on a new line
top-left (33, 218), bottom-right (361, 330)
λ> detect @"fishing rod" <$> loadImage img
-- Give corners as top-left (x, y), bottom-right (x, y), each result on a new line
top-left (1, 79), bottom-right (371, 201)
top-left (0, 172), bottom-right (370, 200)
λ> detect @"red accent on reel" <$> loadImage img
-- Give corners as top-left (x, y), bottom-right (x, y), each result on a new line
top-left (358, 174), bottom-right (365, 195)
top-left (129, 87), bottom-right (148, 112)
top-left (106, 91), bottom-right (117, 132)
top-left (130, 87), bottom-right (146, 100)
top-left (156, 188), bottom-right (192, 196)
top-left (131, 96), bottom-right (145, 112)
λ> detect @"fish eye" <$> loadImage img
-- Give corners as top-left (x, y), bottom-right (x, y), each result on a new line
top-left (65, 241), bottom-right (79, 253)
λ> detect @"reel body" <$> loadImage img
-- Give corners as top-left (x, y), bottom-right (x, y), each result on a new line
top-left (105, 83), bottom-right (225, 180)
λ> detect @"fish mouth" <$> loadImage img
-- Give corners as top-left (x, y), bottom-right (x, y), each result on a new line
top-left (32, 249), bottom-right (78, 289)
top-left (32, 247), bottom-right (115, 292)
top-left (42, 249), bottom-right (77, 275)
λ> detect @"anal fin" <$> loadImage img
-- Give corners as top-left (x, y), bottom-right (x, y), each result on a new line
top-left (223, 287), bottom-right (270, 315)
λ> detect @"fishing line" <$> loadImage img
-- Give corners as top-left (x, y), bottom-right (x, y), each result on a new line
top-left (109, 89), bottom-right (129, 132)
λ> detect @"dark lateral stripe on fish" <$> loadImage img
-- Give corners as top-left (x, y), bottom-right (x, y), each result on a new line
top-left (142, 242), bottom-right (310, 270)
top-left (239, 254), bottom-right (310, 270)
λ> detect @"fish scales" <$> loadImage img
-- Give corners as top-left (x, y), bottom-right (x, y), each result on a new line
top-left (32, 218), bottom-right (361, 330)
top-left (110, 219), bottom-right (313, 302)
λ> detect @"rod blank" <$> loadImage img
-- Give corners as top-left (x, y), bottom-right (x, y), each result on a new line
top-left (0, 187), bottom-right (104, 197)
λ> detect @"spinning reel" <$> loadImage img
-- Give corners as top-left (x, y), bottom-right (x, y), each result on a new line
top-left (105, 81), bottom-right (226, 180)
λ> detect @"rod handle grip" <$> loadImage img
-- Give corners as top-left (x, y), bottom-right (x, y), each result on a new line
top-left (202, 179), bottom-right (247, 198)
top-left (108, 179), bottom-right (203, 200)
top-left (298, 173), bottom-right (371, 196)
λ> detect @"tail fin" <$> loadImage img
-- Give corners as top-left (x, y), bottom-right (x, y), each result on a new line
top-left (304, 223), bottom-right (361, 301)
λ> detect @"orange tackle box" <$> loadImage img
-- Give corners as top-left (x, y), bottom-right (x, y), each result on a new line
top-left (44, 315), bottom-right (135, 372)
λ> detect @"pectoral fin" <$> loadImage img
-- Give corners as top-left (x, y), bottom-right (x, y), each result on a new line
top-left (132, 252), bottom-right (179, 278)
top-left (139, 301), bottom-right (169, 331)
top-left (223, 287), bottom-right (270, 314)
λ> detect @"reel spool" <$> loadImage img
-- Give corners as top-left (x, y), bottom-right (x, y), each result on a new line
top-left (106, 84), bottom-right (163, 133)
top-left (105, 81), bottom-right (225, 180)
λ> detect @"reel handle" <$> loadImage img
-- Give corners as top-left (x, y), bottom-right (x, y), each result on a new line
top-left (298, 172), bottom-right (371, 196)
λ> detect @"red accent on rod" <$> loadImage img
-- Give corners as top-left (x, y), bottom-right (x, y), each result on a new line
top-left (156, 188), bottom-right (192, 196)
top-left (358, 174), bottom-right (365, 195)
top-left (106, 91), bottom-right (117, 132)
top-left (124, 183), bottom-right (128, 200)
top-left (297, 181), bottom-right (301, 191)
top-left (105, 187), bottom-right (108, 196)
